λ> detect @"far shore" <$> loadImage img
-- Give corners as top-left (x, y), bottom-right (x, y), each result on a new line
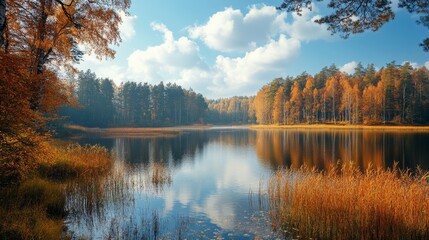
top-left (64, 124), bottom-right (216, 138)
top-left (64, 123), bottom-right (429, 138)
top-left (251, 124), bottom-right (429, 131)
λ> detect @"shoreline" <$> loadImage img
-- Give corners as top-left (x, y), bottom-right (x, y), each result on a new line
top-left (64, 124), bottom-right (429, 138)
top-left (250, 124), bottom-right (429, 131)
top-left (64, 124), bottom-right (219, 138)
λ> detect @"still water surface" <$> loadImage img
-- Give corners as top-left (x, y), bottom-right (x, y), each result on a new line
top-left (66, 128), bottom-right (429, 239)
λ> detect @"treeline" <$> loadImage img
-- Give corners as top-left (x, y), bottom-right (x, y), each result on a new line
top-left (207, 97), bottom-right (256, 124)
top-left (64, 62), bottom-right (429, 128)
top-left (254, 62), bottom-right (429, 125)
top-left (63, 70), bottom-right (208, 127)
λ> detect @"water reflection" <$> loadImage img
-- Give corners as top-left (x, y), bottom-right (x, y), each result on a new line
top-left (66, 129), bottom-right (429, 239)
top-left (254, 129), bottom-right (429, 171)
top-left (67, 130), bottom-right (277, 239)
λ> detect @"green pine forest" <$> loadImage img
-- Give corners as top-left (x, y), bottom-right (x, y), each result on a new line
top-left (63, 61), bottom-right (429, 128)
top-left (62, 70), bottom-right (208, 127)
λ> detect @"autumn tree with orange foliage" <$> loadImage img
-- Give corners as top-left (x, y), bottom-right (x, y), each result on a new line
top-left (272, 86), bottom-right (286, 124)
top-left (254, 63), bottom-right (429, 126)
top-left (0, 0), bottom-right (130, 183)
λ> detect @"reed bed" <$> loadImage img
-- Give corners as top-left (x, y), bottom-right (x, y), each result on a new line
top-left (150, 163), bottom-right (172, 189)
top-left (0, 142), bottom-right (114, 239)
top-left (268, 163), bottom-right (429, 239)
top-left (38, 143), bottom-right (112, 180)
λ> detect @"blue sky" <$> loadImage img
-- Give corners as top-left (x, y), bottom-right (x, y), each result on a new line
top-left (78, 1), bottom-right (429, 98)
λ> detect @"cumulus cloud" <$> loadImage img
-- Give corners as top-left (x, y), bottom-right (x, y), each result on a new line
top-left (340, 61), bottom-right (358, 75)
top-left (124, 23), bottom-right (300, 98)
top-left (119, 11), bottom-right (137, 41)
top-left (81, 1), bottom-right (332, 98)
top-left (211, 35), bottom-right (300, 96)
top-left (188, 5), bottom-right (287, 52)
top-left (425, 61), bottom-right (429, 69)
top-left (127, 22), bottom-right (207, 84)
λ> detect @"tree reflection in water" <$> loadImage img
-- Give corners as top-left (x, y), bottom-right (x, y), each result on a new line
top-left (66, 128), bottom-right (429, 238)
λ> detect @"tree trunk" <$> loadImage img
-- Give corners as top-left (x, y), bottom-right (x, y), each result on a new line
top-left (0, 0), bottom-right (6, 47)
top-left (30, 0), bottom-right (54, 113)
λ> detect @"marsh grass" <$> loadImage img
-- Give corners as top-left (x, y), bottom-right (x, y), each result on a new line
top-left (268, 163), bottom-right (429, 239)
top-left (37, 143), bottom-right (112, 180)
top-left (0, 141), bottom-right (114, 239)
top-left (0, 178), bottom-right (66, 239)
top-left (64, 124), bottom-right (182, 138)
top-left (150, 163), bottom-right (172, 191)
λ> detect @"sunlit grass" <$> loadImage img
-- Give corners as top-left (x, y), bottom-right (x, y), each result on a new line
top-left (38, 142), bottom-right (112, 180)
top-left (268, 163), bottom-right (429, 239)
top-left (0, 141), bottom-right (114, 239)
top-left (64, 124), bottom-right (182, 138)
top-left (0, 178), bottom-right (66, 239)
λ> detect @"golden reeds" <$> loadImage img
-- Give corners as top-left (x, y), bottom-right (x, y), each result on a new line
top-left (268, 163), bottom-right (429, 239)
top-left (38, 143), bottom-right (112, 180)
top-left (0, 141), bottom-right (114, 239)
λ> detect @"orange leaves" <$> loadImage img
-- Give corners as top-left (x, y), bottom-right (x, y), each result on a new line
top-left (272, 86), bottom-right (286, 124)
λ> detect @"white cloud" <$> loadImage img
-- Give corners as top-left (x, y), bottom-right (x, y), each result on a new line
top-left (188, 5), bottom-right (287, 52)
top-left (340, 61), bottom-right (358, 75)
top-left (127, 22), bottom-right (207, 84)
top-left (211, 35), bottom-right (300, 97)
top-left (119, 11), bottom-right (137, 41)
top-left (125, 23), bottom-right (300, 98)
top-left (76, 4), bottom-right (337, 98)
top-left (283, 4), bottom-right (332, 41)
top-left (425, 61), bottom-right (429, 69)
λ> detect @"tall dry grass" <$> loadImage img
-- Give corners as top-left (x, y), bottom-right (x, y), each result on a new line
top-left (38, 142), bottom-right (112, 180)
top-left (268, 163), bottom-right (429, 239)
top-left (0, 142), bottom-right (114, 239)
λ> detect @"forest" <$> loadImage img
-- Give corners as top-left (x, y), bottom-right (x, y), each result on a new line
top-left (254, 62), bottom-right (429, 125)
top-left (62, 70), bottom-right (208, 127)
top-left (1, 0), bottom-right (429, 238)
top-left (62, 62), bottom-right (429, 128)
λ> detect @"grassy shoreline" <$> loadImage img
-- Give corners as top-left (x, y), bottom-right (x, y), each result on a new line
top-left (64, 124), bottom-right (214, 138)
top-left (251, 124), bottom-right (429, 131)
top-left (0, 141), bottom-right (113, 239)
top-left (66, 123), bottom-right (429, 135)
top-left (268, 163), bottom-right (429, 239)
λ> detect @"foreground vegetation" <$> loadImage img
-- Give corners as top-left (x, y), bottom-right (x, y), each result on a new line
top-left (268, 163), bottom-right (429, 239)
top-left (0, 142), bottom-right (112, 239)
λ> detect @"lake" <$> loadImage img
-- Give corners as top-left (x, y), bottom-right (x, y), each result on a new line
top-left (65, 127), bottom-right (429, 239)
